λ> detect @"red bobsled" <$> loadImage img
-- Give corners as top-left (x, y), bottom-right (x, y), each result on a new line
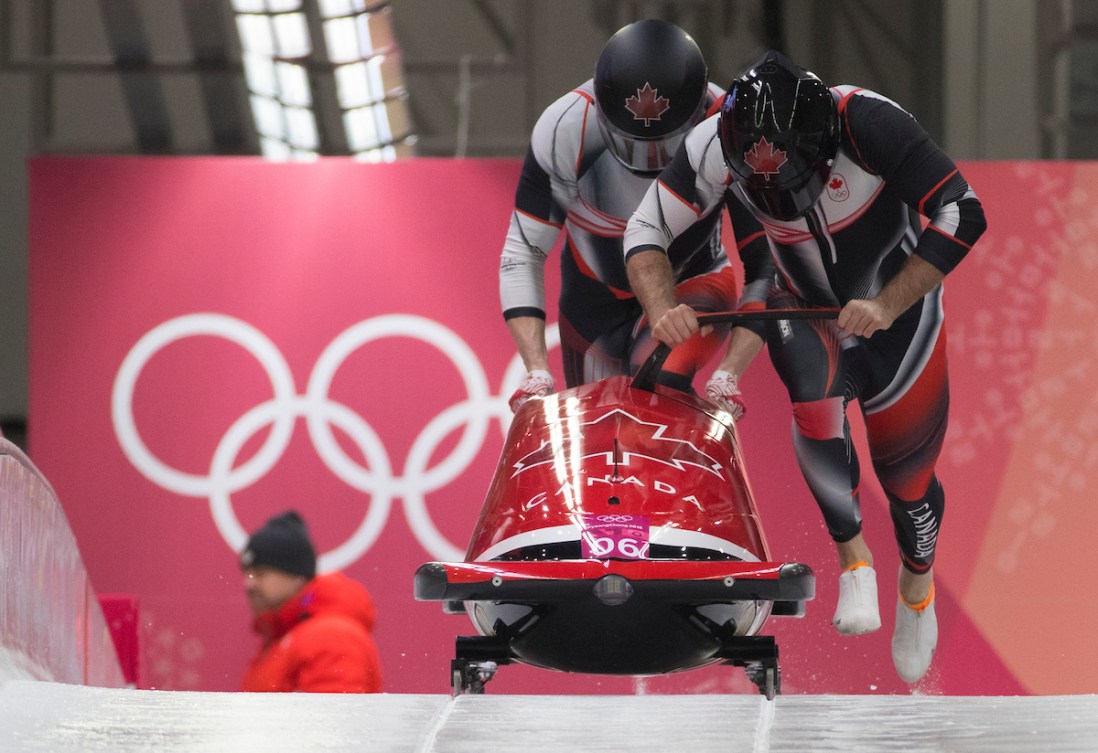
top-left (415, 311), bottom-right (827, 698)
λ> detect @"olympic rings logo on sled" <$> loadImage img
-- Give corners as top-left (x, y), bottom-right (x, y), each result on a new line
top-left (594, 514), bottom-right (638, 524)
top-left (111, 312), bottom-right (560, 570)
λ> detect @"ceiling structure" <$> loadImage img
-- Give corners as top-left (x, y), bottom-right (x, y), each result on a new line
top-left (1, 0), bottom-right (1083, 161)
top-left (0, 0), bottom-right (1089, 437)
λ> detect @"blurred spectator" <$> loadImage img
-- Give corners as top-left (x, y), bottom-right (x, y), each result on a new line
top-left (239, 510), bottom-right (382, 692)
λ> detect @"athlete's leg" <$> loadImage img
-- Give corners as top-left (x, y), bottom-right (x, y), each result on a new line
top-left (860, 305), bottom-right (950, 682)
top-left (790, 394), bottom-right (883, 636)
top-left (765, 298), bottom-right (880, 634)
top-left (862, 324), bottom-right (949, 603)
top-left (558, 313), bottom-right (634, 387)
top-left (557, 245), bottom-right (642, 388)
top-left (768, 309), bottom-right (864, 543)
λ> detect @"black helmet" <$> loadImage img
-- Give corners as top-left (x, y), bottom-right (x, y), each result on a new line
top-left (594, 20), bottom-right (708, 176)
top-left (719, 50), bottom-right (838, 220)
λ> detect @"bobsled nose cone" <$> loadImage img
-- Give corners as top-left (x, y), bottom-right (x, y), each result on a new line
top-left (593, 574), bottom-right (634, 605)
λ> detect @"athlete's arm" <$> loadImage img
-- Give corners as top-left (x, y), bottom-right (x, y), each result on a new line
top-left (838, 254), bottom-right (945, 338)
top-left (711, 202), bottom-right (769, 384)
top-left (626, 248), bottom-right (700, 346)
top-left (500, 145), bottom-right (564, 370)
top-left (500, 92), bottom-right (589, 368)
top-left (624, 119), bottom-right (729, 346)
top-left (837, 91), bottom-right (987, 335)
top-left (843, 91), bottom-right (987, 276)
top-left (505, 315), bottom-right (550, 372)
top-left (500, 195), bottom-right (557, 371)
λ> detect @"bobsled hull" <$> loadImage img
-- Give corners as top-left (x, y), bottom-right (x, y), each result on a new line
top-left (414, 559), bottom-right (813, 675)
top-left (465, 376), bottom-right (769, 563)
top-left (415, 376), bottom-right (814, 677)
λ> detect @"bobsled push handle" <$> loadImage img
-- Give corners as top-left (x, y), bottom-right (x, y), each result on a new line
top-left (631, 308), bottom-right (840, 393)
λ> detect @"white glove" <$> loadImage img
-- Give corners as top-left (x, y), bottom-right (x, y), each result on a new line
top-left (706, 370), bottom-right (746, 422)
top-left (509, 369), bottom-right (554, 413)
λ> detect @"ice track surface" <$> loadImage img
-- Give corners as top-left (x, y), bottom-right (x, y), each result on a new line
top-left (3, 682), bottom-right (1098, 752)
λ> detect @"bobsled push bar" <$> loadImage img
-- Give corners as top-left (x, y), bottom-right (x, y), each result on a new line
top-left (632, 307), bottom-right (840, 392)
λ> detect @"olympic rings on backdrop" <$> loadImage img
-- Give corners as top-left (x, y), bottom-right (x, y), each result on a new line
top-left (111, 312), bottom-right (561, 570)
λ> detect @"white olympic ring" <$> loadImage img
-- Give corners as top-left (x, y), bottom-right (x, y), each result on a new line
top-left (112, 312), bottom-right (560, 570)
top-left (595, 514), bottom-right (637, 524)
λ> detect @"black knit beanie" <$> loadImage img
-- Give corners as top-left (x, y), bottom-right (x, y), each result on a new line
top-left (239, 510), bottom-right (317, 579)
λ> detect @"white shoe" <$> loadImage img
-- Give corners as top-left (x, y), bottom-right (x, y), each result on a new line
top-left (892, 587), bottom-right (938, 683)
top-left (832, 565), bottom-right (881, 635)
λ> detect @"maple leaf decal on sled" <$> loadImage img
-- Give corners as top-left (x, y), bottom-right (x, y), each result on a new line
top-left (625, 83), bottom-right (671, 126)
top-left (743, 137), bottom-right (788, 178)
top-left (510, 408), bottom-right (724, 479)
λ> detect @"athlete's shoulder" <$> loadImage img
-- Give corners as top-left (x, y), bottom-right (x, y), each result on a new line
top-left (832, 85), bottom-right (913, 122)
top-left (832, 85), bottom-right (925, 159)
top-left (529, 80), bottom-right (598, 176)
top-left (532, 81), bottom-right (596, 140)
top-left (683, 112), bottom-right (729, 187)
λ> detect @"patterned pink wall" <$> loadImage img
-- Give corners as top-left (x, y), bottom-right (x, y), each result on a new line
top-left (27, 158), bottom-right (1096, 695)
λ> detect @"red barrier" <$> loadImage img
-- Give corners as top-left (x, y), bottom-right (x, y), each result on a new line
top-left (98, 595), bottom-right (142, 688)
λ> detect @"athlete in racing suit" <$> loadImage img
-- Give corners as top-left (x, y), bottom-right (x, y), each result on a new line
top-left (500, 20), bottom-right (770, 411)
top-left (624, 51), bottom-right (986, 683)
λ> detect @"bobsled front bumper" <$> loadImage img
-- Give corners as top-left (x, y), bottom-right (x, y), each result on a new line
top-left (414, 558), bottom-right (814, 609)
top-left (414, 559), bottom-right (814, 675)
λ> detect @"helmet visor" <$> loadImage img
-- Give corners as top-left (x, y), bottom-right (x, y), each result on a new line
top-left (596, 105), bottom-right (699, 176)
top-left (737, 165), bottom-right (831, 221)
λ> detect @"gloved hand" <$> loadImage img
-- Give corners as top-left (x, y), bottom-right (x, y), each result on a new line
top-left (705, 370), bottom-right (746, 422)
top-left (509, 369), bottom-right (555, 412)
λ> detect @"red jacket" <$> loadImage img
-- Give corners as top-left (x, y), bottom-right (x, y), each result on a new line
top-left (242, 571), bottom-right (382, 693)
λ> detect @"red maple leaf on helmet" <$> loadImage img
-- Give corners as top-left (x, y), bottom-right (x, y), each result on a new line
top-left (743, 137), bottom-right (788, 178)
top-left (625, 83), bottom-right (671, 126)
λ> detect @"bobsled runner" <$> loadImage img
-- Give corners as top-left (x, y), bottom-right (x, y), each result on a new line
top-left (415, 310), bottom-right (834, 699)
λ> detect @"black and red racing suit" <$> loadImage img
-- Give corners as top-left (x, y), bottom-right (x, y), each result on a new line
top-left (499, 79), bottom-right (771, 389)
top-left (624, 85), bottom-right (987, 573)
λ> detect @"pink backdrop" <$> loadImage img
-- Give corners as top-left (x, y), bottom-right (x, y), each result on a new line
top-left (28, 157), bottom-right (1097, 695)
